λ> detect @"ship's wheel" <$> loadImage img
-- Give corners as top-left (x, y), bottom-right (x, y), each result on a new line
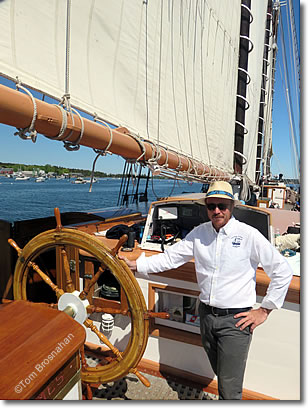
top-left (8, 208), bottom-right (169, 396)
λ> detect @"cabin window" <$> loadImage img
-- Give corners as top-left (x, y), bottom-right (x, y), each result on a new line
top-left (141, 202), bottom-right (208, 250)
top-left (158, 207), bottom-right (178, 220)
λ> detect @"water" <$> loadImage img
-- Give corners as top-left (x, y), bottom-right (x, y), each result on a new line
top-left (0, 177), bottom-right (202, 223)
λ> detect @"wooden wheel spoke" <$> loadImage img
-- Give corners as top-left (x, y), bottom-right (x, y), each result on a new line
top-left (79, 235), bottom-right (128, 300)
top-left (84, 319), bottom-right (122, 359)
top-left (79, 266), bottom-right (104, 300)
top-left (30, 262), bottom-right (64, 297)
top-left (111, 234), bottom-right (128, 257)
top-left (61, 247), bottom-right (75, 293)
top-left (8, 239), bottom-right (64, 298)
top-left (86, 305), bottom-right (128, 316)
top-left (84, 319), bottom-right (150, 387)
top-left (145, 311), bottom-right (170, 319)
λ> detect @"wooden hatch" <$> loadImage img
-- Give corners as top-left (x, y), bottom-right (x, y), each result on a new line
top-left (0, 300), bottom-right (85, 400)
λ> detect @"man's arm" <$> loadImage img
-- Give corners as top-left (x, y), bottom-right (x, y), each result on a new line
top-left (235, 229), bottom-right (293, 333)
top-left (252, 230), bottom-right (294, 310)
top-left (118, 231), bottom-right (196, 276)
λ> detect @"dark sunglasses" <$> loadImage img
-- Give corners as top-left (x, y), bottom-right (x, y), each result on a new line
top-left (206, 203), bottom-right (230, 211)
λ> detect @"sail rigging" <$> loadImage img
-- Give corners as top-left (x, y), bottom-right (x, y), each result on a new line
top-left (276, 0), bottom-right (300, 180)
top-left (0, 0), bottom-right (279, 185)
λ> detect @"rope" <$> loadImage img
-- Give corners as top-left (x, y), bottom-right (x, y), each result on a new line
top-left (57, 0), bottom-right (85, 152)
top-left (126, 132), bottom-right (146, 162)
top-left (93, 115), bottom-right (114, 155)
top-left (170, 1), bottom-right (183, 156)
top-left (200, 4), bottom-right (212, 167)
top-left (145, 140), bottom-right (162, 168)
top-left (180, 2), bottom-right (193, 158)
top-left (88, 152), bottom-right (101, 193)
top-left (50, 104), bottom-right (85, 151)
top-left (50, 105), bottom-right (68, 140)
top-left (87, 116), bottom-right (115, 192)
top-left (14, 78), bottom-right (38, 143)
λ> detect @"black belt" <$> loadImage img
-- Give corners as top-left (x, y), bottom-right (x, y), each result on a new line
top-left (204, 304), bottom-right (251, 316)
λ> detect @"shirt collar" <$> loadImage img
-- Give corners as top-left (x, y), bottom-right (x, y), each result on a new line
top-left (211, 215), bottom-right (236, 235)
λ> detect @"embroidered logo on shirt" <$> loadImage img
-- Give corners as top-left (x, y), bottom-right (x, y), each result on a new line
top-left (231, 236), bottom-right (243, 248)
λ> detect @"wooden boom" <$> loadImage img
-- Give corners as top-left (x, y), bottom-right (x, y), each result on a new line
top-left (0, 84), bottom-right (229, 180)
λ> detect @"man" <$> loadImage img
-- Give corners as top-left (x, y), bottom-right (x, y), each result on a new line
top-left (119, 181), bottom-right (293, 400)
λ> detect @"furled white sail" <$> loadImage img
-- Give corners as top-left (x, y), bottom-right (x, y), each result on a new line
top-left (0, 0), bottom-right (242, 177)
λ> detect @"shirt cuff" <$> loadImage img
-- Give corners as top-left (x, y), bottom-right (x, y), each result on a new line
top-left (260, 299), bottom-right (277, 310)
top-left (136, 252), bottom-right (150, 278)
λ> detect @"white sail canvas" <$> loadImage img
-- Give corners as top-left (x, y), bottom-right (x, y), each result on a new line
top-left (0, 0), bottom-right (242, 177)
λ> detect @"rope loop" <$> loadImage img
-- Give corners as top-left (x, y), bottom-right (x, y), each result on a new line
top-left (146, 141), bottom-right (162, 165)
top-left (160, 147), bottom-right (169, 169)
top-left (14, 78), bottom-right (38, 143)
top-left (143, 140), bottom-right (162, 174)
top-left (63, 107), bottom-right (85, 151)
top-left (126, 132), bottom-right (146, 162)
top-left (93, 114), bottom-right (114, 156)
top-left (175, 154), bottom-right (183, 172)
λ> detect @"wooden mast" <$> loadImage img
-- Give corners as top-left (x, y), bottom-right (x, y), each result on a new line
top-left (0, 84), bottom-right (229, 181)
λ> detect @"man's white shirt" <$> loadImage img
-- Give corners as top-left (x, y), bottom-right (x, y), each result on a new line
top-left (137, 217), bottom-right (293, 309)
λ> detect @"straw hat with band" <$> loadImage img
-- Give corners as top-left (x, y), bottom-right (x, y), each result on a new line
top-left (205, 181), bottom-right (234, 201)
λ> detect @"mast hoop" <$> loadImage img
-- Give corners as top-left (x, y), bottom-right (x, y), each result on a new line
top-left (267, 12), bottom-right (273, 20)
top-left (235, 120), bottom-right (248, 134)
top-left (263, 58), bottom-right (270, 67)
top-left (236, 94), bottom-right (250, 110)
top-left (265, 28), bottom-right (273, 37)
top-left (234, 150), bottom-right (248, 165)
top-left (14, 79), bottom-right (38, 143)
top-left (240, 35), bottom-right (254, 53)
top-left (238, 68), bottom-right (251, 85)
top-left (262, 73), bottom-right (269, 81)
top-left (261, 87), bottom-right (268, 95)
top-left (241, 4), bottom-right (254, 24)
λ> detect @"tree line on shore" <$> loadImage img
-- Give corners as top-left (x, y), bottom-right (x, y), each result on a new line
top-left (0, 161), bottom-right (116, 178)
top-left (0, 161), bottom-right (154, 179)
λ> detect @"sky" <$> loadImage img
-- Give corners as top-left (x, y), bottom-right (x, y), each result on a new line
top-left (0, 0), bottom-right (301, 179)
top-left (270, 0), bottom-right (300, 180)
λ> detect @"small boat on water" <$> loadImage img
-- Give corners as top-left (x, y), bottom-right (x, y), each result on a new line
top-left (71, 177), bottom-right (86, 184)
top-left (85, 178), bottom-right (97, 184)
top-left (14, 175), bottom-right (30, 181)
top-left (0, 0), bottom-right (300, 401)
top-left (35, 176), bottom-right (46, 183)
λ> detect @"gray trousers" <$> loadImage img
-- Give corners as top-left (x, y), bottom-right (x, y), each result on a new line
top-left (199, 302), bottom-right (252, 400)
